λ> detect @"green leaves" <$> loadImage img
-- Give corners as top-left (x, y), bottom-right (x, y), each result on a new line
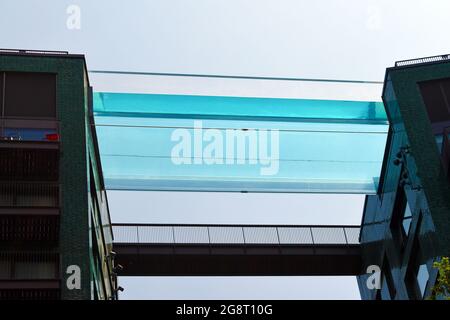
top-left (429, 257), bottom-right (450, 300)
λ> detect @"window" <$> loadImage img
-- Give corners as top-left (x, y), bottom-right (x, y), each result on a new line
top-left (0, 73), bottom-right (4, 114)
top-left (402, 202), bottom-right (413, 236)
top-left (3, 72), bottom-right (56, 118)
top-left (419, 78), bottom-right (450, 125)
top-left (0, 253), bottom-right (58, 280)
top-left (381, 256), bottom-right (396, 299)
top-left (405, 214), bottom-right (427, 299)
top-left (375, 289), bottom-right (381, 300)
top-left (390, 186), bottom-right (412, 249)
top-left (417, 264), bottom-right (430, 298)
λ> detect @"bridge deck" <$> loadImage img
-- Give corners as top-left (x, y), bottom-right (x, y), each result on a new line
top-left (113, 224), bottom-right (362, 276)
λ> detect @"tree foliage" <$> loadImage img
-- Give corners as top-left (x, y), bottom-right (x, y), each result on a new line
top-left (429, 257), bottom-right (450, 300)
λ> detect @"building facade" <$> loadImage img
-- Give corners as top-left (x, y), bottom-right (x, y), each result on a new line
top-left (0, 49), bottom-right (117, 300)
top-left (358, 56), bottom-right (450, 300)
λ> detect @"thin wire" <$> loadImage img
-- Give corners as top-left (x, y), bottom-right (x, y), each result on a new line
top-left (89, 69), bottom-right (383, 84)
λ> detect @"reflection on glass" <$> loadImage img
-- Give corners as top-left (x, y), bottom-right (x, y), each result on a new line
top-left (402, 203), bottom-right (412, 236)
top-left (417, 264), bottom-right (429, 298)
top-left (94, 93), bottom-right (388, 193)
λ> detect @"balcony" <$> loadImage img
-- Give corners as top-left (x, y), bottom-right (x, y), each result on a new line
top-left (0, 181), bottom-right (59, 208)
top-left (0, 215), bottom-right (59, 241)
top-left (0, 146), bottom-right (59, 181)
top-left (0, 281), bottom-right (60, 300)
top-left (0, 182), bottom-right (60, 241)
top-left (0, 251), bottom-right (60, 300)
top-left (0, 251), bottom-right (59, 280)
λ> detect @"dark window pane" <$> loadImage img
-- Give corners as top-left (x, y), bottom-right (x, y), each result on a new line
top-left (4, 72), bottom-right (56, 118)
top-left (402, 216), bottom-right (412, 236)
top-left (441, 78), bottom-right (450, 107)
top-left (419, 79), bottom-right (450, 123)
top-left (382, 256), bottom-right (396, 299)
top-left (405, 213), bottom-right (423, 299)
top-left (390, 185), bottom-right (409, 248)
top-left (417, 264), bottom-right (429, 298)
top-left (0, 72), bottom-right (4, 116)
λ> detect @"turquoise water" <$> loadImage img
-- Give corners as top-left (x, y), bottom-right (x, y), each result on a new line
top-left (93, 92), bottom-right (387, 123)
top-left (94, 93), bottom-right (388, 193)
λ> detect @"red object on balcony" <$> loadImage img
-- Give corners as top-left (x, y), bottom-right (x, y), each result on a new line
top-left (45, 133), bottom-right (59, 141)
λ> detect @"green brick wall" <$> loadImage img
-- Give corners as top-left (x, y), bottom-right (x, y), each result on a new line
top-left (389, 62), bottom-right (450, 256)
top-left (358, 60), bottom-right (450, 300)
top-left (0, 54), bottom-right (92, 299)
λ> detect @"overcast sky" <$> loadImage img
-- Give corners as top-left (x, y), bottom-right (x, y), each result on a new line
top-left (1, 0), bottom-right (450, 300)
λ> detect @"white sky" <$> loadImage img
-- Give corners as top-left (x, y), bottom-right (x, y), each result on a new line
top-left (1, 0), bottom-right (449, 300)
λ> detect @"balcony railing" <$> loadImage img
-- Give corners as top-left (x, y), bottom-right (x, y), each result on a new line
top-left (395, 54), bottom-right (450, 67)
top-left (0, 251), bottom-right (59, 280)
top-left (112, 223), bottom-right (360, 245)
top-left (0, 215), bottom-right (59, 241)
top-left (0, 285), bottom-right (60, 300)
top-left (0, 182), bottom-right (59, 207)
top-left (0, 48), bottom-right (68, 55)
top-left (0, 148), bottom-right (59, 181)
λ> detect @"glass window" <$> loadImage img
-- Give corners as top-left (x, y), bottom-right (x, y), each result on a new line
top-left (4, 72), bottom-right (56, 118)
top-left (434, 131), bottom-right (450, 154)
top-left (435, 135), bottom-right (444, 153)
top-left (419, 78), bottom-right (450, 124)
top-left (0, 72), bottom-right (4, 115)
top-left (417, 264), bottom-right (429, 298)
top-left (390, 186), bottom-right (412, 249)
top-left (405, 214), bottom-right (426, 299)
top-left (15, 261), bottom-right (58, 279)
top-left (381, 256), bottom-right (396, 300)
top-left (0, 258), bottom-right (11, 279)
top-left (402, 203), bottom-right (413, 236)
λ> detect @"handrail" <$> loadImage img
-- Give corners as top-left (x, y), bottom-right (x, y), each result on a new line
top-left (112, 222), bottom-right (360, 228)
top-left (112, 223), bottom-right (361, 245)
top-left (395, 54), bottom-right (450, 67)
top-left (0, 48), bottom-right (68, 55)
top-left (0, 181), bottom-right (60, 207)
top-left (0, 251), bottom-right (59, 280)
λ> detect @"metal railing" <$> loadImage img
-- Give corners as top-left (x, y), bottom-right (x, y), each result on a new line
top-left (0, 48), bottom-right (68, 55)
top-left (0, 251), bottom-right (59, 280)
top-left (0, 182), bottom-right (59, 207)
top-left (0, 215), bottom-right (59, 241)
top-left (395, 54), bottom-right (450, 67)
top-left (0, 148), bottom-right (59, 181)
top-left (0, 287), bottom-right (60, 300)
top-left (112, 223), bottom-right (360, 245)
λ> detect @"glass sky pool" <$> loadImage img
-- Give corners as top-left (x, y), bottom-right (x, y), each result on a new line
top-left (93, 86), bottom-right (388, 194)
